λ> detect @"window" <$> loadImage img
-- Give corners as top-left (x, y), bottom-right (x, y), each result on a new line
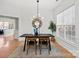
top-left (0, 22), bottom-right (12, 29)
top-left (0, 22), bottom-right (3, 29)
top-left (3, 22), bottom-right (9, 29)
top-left (0, 16), bottom-right (16, 30)
top-left (57, 5), bottom-right (75, 43)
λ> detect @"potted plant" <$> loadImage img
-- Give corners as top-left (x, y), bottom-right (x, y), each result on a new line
top-left (48, 21), bottom-right (56, 37)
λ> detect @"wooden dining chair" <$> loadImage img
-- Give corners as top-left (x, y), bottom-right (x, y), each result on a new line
top-left (26, 38), bottom-right (37, 55)
top-left (39, 37), bottom-right (50, 54)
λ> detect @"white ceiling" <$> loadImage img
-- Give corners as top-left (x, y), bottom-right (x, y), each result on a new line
top-left (3, 0), bottom-right (61, 9)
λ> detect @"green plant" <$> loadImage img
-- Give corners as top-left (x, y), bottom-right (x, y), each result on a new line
top-left (48, 21), bottom-right (56, 33)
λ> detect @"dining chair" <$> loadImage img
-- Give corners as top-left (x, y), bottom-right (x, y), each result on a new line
top-left (39, 37), bottom-right (50, 54)
top-left (26, 38), bottom-right (37, 55)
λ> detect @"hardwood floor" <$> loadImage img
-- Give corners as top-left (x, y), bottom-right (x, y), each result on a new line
top-left (0, 36), bottom-right (21, 58)
top-left (0, 36), bottom-right (75, 58)
top-left (52, 42), bottom-right (75, 58)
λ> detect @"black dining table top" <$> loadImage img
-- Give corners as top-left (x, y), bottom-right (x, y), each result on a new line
top-left (20, 34), bottom-right (54, 37)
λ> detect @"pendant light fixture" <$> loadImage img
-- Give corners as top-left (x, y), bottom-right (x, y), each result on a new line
top-left (32, 0), bottom-right (42, 28)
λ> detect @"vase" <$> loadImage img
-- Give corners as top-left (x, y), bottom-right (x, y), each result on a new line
top-left (52, 32), bottom-right (56, 37)
top-left (34, 28), bottom-right (38, 35)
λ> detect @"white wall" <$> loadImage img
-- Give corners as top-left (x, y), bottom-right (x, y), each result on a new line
top-left (53, 0), bottom-right (79, 57)
top-left (0, 0), bottom-right (58, 37)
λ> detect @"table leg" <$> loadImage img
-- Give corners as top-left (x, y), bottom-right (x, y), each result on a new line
top-left (49, 39), bottom-right (51, 51)
top-left (23, 37), bottom-right (27, 52)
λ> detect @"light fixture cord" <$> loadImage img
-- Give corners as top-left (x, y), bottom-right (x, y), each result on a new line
top-left (37, 0), bottom-right (39, 17)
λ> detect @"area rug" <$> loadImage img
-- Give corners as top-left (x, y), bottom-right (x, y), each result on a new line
top-left (8, 43), bottom-right (65, 58)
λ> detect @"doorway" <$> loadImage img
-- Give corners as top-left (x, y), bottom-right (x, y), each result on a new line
top-left (0, 15), bottom-right (19, 39)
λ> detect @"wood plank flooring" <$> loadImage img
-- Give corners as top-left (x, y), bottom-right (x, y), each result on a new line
top-left (0, 36), bottom-right (21, 58)
top-left (0, 36), bottom-right (76, 58)
top-left (53, 42), bottom-right (75, 58)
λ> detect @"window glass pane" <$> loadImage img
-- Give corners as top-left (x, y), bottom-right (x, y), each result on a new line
top-left (0, 22), bottom-right (3, 29)
top-left (3, 22), bottom-right (9, 29)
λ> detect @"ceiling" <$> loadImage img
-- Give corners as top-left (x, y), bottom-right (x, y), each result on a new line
top-left (3, 0), bottom-right (62, 9)
top-left (0, 0), bottom-right (62, 18)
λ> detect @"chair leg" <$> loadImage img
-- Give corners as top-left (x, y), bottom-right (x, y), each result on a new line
top-left (46, 40), bottom-right (48, 47)
top-left (40, 41), bottom-right (42, 54)
top-left (34, 40), bottom-right (37, 55)
top-left (26, 41), bottom-right (29, 55)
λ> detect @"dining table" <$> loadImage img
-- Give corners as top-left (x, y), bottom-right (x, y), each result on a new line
top-left (20, 34), bottom-right (54, 53)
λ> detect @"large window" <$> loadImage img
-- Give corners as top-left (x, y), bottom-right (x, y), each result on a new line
top-left (0, 16), bottom-right (19, 37)
top-left (0, 22), bottom-right (9, 29)
top-left (57, 5), bottom-right (75, 43)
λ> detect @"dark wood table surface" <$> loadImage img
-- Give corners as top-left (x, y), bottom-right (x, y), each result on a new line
top-left (20, 34), bottom-right (54, 52)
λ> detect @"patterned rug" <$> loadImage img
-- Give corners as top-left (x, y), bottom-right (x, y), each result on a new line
top-left (8, 43), bottom-right (65, 58)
